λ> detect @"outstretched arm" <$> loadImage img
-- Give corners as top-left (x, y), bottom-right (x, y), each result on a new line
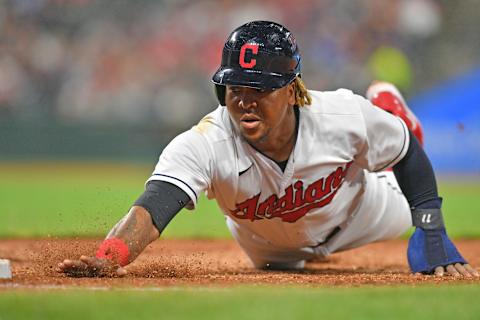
top-left (58, 181), bottom-right (190, 277)
top-left (393, 131), bottom-right (478, 277)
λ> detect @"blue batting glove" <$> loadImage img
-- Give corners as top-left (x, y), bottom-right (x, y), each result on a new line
top-left (407, 227), bottom-right (467, 274)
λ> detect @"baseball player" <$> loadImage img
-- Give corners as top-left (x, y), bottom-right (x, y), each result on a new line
top-left (59, 21), bottom-right (477, 278)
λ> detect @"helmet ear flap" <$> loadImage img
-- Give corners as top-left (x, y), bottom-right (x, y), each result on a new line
top-left (214, 84), bottom-right (226, 106)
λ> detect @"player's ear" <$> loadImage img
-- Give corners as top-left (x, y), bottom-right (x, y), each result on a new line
top-left (287, 81), bottom-right (296, 106)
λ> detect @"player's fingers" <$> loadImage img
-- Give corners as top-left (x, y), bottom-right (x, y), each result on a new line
top-left (116, 267), bottom-right (127, 277)
top-left (453, 263), bottom-right (471, 278)
top-left (61, 259), bottom-right (74, 268)
top-left (57, 260), bottom-right (77, 271)
top-left (81, 255), bottom-right (115, 275)
top-left (57, 260), bottom-right (74, 272)
top-left (446, 264), bottom-right (461, 277)
top-left (80, 255), bottom-right (103, 268)
top-left (80, 255), bottom-right (124, 277)
top-left (61, 259), bottom-right (87, 270)
top-left (434, 266), bottom-right (444, 277)
top-left (82, 255), bottom-right (119, 269)
top-left (58, 259), bottom-right (95, 277)
top-left (57, 262), bottom-right (66, 272)
top-left (463, 264), bottom-right (479, 277)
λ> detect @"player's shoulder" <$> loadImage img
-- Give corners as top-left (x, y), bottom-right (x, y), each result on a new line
top-left (305, 88), bottom-right (364, 115)
top-left (189, 105), bottom-right (233, 143)
top-left (163, 106), bottom-right (233, 163)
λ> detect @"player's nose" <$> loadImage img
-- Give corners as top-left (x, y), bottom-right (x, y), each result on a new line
top-left (238, 89), bottom-right (258, 110)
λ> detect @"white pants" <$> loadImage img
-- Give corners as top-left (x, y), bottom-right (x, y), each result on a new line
top-left (226, 171), bottom-right (412, 269)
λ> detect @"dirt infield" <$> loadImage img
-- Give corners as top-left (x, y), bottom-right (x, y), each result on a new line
top-left (0, 238), bottom-right (479, 288)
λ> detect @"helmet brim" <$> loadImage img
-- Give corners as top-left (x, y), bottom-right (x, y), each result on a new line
top-left (212, 67), bottom-right (296, 89)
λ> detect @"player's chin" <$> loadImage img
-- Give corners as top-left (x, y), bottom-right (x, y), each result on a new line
top-left (241, 128), bottom-right (268, 143)
top-left (239, 124), bottom-right (265, 140)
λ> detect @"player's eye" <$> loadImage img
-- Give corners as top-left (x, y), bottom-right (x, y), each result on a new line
top-left (229, 86), bottom-right (241, 93)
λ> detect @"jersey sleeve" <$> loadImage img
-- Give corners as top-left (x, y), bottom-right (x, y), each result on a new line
top-left (354, 95), bottom-right (410, 172)
top-left (147, 129), bottom-right (213, 209)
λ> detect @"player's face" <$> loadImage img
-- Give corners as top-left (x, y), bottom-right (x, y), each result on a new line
top-left (225, 82), bottom-right (296, 153)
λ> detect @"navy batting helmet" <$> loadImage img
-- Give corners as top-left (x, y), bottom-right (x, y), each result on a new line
top-left (212, 21), bottom-right (301, 106)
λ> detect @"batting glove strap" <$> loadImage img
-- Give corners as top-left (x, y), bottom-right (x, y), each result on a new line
top-left (407, 228), bottom-right (467, 274)
top-left (411, 208), bottom-right (445, 230)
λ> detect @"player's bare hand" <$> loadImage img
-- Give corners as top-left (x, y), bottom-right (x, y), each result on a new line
top-left (57, 255), bottom-right (127, 277)
top-left (433, 263), bottom-right (479, 278)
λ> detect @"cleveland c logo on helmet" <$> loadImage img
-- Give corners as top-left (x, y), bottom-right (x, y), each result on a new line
top-left (239, 43), bottom-right (259, 69)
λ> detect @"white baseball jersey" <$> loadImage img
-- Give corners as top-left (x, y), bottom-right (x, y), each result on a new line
top-left (148, 88), bottom-right (412, 267)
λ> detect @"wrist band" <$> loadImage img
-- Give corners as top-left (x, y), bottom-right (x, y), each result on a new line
top-left (95, 237), bottom-right (130, 266)
top-left (411, 208), bottom-right (445, 230)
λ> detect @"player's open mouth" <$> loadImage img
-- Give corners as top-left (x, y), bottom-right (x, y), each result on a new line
top-left (240, 114), bottom-right (261, 130)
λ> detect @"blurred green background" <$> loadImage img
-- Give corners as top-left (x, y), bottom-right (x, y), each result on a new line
top-left (0, 162), bottom-right (227, 238)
